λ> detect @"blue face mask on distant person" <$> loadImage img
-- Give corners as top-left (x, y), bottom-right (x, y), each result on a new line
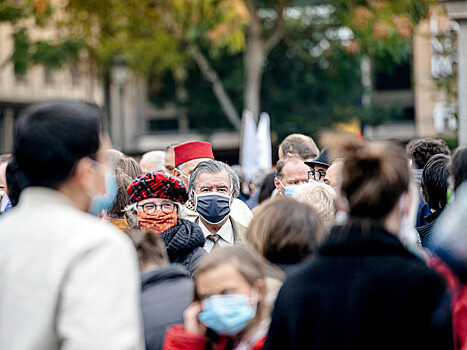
top-left (278, 179), bottom-right (299, 197)
top-left (88, 169), bottom-right (118, 216)
top-left (194, 192), bottom-right (231, 224)
top-left (198, 292), bottom-right (257, 336)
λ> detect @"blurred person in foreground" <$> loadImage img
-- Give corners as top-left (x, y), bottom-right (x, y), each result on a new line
top-left (0, 154), bottom-right (12, 214)
top-left (450, 146), bottom-right (467, 195)
top-left (173, 141), bottom-right (252, 227)
top-left (245, 197), bottom-right (327, 275)
top-left (265, 135), bottom-right (453, 350)
top-left (278, 133), bottom-right (319, 161)
top-left (127, 172), bottom-right (205, 276)
top-left (188, 161), bottom-right (246, 253)
top-left (292, 182), bottom-right (337, 232)
top-left (0, 100), bottom-right (143, 350)
top-left (417, 154), bottom-right (450, 246)
top-left (141, 150), bottom-right (167, 173)
top-left (273, 156), bottom-right (309, 197)
top-left (162, 246), bottom-right (284, 350)
top-left (406, 138), bottom-right (451, 227)
top-left (427, 146), bottom-right (467, 350)
top-left (128, 228), bottom-right (193, 350)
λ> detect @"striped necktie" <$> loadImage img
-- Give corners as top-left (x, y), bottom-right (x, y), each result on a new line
top-left (207, 234), bottom-right (221, 250)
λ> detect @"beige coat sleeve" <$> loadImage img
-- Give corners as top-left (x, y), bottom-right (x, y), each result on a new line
top-left (56, 233), bottom-right (144, 350)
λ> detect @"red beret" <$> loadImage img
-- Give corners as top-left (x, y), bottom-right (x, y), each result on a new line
top-left (174, 141), bottom-right (214, 168)
top-left (127, 172), bottom-right (188, 204)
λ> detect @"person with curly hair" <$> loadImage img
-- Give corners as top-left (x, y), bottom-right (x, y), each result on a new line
top-left (406, 138), bottom-right (450, 226)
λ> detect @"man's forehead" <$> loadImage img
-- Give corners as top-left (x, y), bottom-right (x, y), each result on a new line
top-left (283, 160), bottom-right (308, 174)
top-left (196, 170), bottom-right (230, 185)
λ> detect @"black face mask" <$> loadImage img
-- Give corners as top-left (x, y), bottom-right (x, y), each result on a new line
top-left (195, 193), bottom-right (231, 224)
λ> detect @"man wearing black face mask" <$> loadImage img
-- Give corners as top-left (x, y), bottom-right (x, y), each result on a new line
top-left (188, 161), bottom-right (247, 252)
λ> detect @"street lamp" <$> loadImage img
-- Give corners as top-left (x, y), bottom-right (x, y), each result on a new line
top-left (111, 54), bottom-right (128, 151)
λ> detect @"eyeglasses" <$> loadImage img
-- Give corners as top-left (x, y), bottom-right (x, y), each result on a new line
top-left (308, 169), bottom-right (326, 182)
top-left (137, 203), bottom-right (176, 214)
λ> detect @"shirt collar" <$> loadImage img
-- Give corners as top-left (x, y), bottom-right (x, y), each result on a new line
top-left (199, 218), bottom-right (233, 244)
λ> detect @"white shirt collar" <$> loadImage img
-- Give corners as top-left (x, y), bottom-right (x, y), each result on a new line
top-left (198, 218), bottom-right (234, 253)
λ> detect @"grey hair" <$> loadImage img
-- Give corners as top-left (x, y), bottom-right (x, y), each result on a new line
top-left (188, 160), bottom-right (240, 199)
top-left (175, 163), bottom-right (185, 172)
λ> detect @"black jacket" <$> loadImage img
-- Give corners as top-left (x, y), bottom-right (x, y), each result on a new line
top-left (161, 219), bottom-right (206, 276)
top-left (265, 221), bottom-right (454, 350)
top-left (416, 209), bottom-right (443, 247)
top-left (141, 264), bottom-right (194, 350)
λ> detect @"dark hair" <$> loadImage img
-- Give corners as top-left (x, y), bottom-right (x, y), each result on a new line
top-left (421, 154), bottom-right (450, 211)
top-left (245, 198), bottom-right (326, 264)
top-left (5, 157), bottom-right (29, 207)
top-left (0, 154), bottom-right (12, 165)
top-left (14, 100), bottom-right (104, 189)
top-left (127, 228), bottom-right (169, 270)
top-left (258, 172), bottom-right (276, 204)
top-left (450, 146), bottom-right (467, 192)
top-left (406, 138), bottom-right (450, 170)
top-left (279, 134), bottom-right (319, 160)
top-left (108, 156), bottom-right (143, 219)
top-left (325, 135), bottom-right (409, 220)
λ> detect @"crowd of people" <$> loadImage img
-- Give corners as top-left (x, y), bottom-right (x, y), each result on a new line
top-left (1, 99), bottom-right (467, 350)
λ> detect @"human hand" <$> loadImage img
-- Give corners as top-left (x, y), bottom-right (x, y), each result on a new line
top-left (183, 301), bottom-right (207, 335)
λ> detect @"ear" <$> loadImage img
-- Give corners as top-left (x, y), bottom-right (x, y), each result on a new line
top-left (420, 187), bottom-right (427, 204)
top-left (73, 157), bottom-right (93, 188)
top-left (274, 178), bottom-right (281, 192)
top-left (173, 167), bottom-right (181, 180)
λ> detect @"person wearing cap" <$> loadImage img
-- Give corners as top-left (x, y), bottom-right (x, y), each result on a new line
top-left (173, 141), bottom-right (253, 227)
top-left (305, 148), bottom-right (330, 182)
top-left (127, 172), bottom-right (206, 276)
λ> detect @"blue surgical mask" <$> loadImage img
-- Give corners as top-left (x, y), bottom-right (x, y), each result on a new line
top-left (278, 179), bottom-right (298, 197)
top-left (198, 292), bottom-right (257, 336)
top-left (194, 192), bottom-right (231, 224)
top-left (0, 191), bottom-right (12, 213)
top-left (88, 170), bottom-right (118, 216)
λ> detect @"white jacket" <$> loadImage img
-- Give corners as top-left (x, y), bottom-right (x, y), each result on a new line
top-left (0, 187), bottom-right (143, 350)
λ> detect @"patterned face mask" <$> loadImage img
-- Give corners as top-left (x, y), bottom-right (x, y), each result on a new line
top-left (137, 210), bottom-right (178, 234)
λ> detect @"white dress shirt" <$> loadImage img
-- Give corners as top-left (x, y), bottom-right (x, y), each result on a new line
top-left (199, 218), bottom-right (234, 253)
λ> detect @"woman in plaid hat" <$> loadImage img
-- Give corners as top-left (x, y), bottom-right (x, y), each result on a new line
top-left (128, 172), bottom-right (206, 276)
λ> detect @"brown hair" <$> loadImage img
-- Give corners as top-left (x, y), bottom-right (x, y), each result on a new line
top-left (127, 228), bottom-right (169, 270)
top-left (108, 156), bottom-right (143, 219)
top-left (324, 134), bottom-right (409, 220)
top-left (279, 134), bottom-right (319, 160)
top-left (245, 198), bottom-right (326, 264)
top-left (406, 138), bottom-right (450, 170)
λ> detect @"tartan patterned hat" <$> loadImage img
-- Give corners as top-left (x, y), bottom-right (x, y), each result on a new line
top-left (127, 172), bottom-right (188, 204)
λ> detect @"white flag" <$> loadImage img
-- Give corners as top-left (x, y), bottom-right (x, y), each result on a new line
top-left (240, 110), bottom-right (257, 181)
top-left (256, 112), bottom-right (272, 170)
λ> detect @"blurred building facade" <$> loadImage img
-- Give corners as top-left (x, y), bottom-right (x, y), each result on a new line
top-left (0, 10), bottom-right (460, 156)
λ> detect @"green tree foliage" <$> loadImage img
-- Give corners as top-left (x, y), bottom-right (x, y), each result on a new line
top-left (1, 0), bottom-right (436, 132)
